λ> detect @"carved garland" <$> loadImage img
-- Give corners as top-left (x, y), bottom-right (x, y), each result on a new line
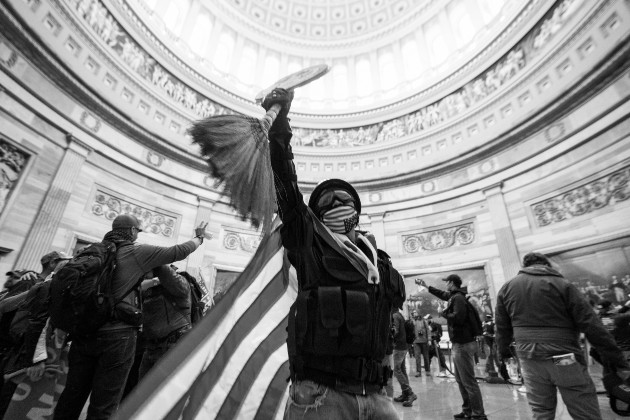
top-left (0, 139), bottom-right (29, 217)
top-left (402, 222), bottom-right (475, 253)
top-left (223, 231), bottom-right (262, 253)
top-left (531, 167), bottom-right (630, 227)
top-left (91, 190), bottom-right (177, 237)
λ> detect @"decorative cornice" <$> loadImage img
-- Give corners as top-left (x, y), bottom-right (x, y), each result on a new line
top-left (222, 230), bottom-right (262, 253)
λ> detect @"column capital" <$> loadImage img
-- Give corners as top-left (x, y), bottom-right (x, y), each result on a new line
top-left (365, 212), bottom-right (386, 223)
top-left (197, 196), bottom-right (215, 208)
top-left (482, 182), bottom-right (504, 197)
top-left (65, 133), bottom-right (92, 157)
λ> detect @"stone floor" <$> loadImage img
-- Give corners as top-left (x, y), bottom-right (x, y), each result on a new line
top-left (392, 354), bottom-right (625, 419)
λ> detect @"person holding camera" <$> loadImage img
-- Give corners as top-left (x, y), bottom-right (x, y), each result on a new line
top-left (412, 311), bottom-right (431, 377)
top-left (54, 215), bottom-right (208, 420)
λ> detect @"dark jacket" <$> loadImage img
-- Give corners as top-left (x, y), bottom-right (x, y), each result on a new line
top-left (427, 285), bottom-right (475, 344)
top-left (269, 113), bottom-right (404, 387)
top-left (392, 311), bottom-right (407, 350)
top-left (102, 240), bottom-right (199, 331)
top-left (495, 265), bottom-right (627, 368)
top-left (142, 265), bottom-right (191, 341)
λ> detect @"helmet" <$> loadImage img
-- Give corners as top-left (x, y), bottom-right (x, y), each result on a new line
top-left (308, 179), bottom-right (361, 217)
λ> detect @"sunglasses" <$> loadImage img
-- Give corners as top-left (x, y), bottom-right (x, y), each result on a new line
top-left (316, 189), bottom-right (355, 215)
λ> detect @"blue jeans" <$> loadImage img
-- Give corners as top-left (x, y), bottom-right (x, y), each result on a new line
top-left (520, 357), bottom-right (601, 420)
top-left (54, 329), bottom-right (137, 420)
top-left (392, 349), bottom-right (411, 394)
top-left (284, 380), bottom-right (399, 420)
top-left (452, 341), bottom-right (486, 417)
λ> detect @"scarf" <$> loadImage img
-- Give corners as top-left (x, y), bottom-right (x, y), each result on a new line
top-left (103, 229), bottom-right (135, 244)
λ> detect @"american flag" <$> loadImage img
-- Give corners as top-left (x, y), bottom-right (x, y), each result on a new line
top-left (116, 223), bottom-right (296, 419)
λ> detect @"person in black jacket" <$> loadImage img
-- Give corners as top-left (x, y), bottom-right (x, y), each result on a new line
top-left (263, 88), bottom-right (404, 419)
top-left (418, 275), bottom-right (487, 420)
top-left (496, 252), bottom-right (629, 420)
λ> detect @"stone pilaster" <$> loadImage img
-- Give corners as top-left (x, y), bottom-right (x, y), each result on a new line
top-left (15, 135), bottom-right (91, 270)
top-left (366, 212), bottom-right (386, 249)
top-left (483, 183), bottom-right (521, 283)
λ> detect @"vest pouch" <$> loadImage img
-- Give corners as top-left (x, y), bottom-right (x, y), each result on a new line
top-left (322, 255), bottom-right (364, 284)
top-left (313, 287), bottom-right (344, 354)
top-left (343, 290), bottom-right (371, 356)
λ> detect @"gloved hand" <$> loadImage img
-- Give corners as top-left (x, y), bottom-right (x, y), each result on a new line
top-left (26, 361), bottom-right (45, 382)
top-left (262, 88), bottom-right (294, 120)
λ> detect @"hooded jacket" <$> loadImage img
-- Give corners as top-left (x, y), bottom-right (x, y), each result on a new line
top-left (495, 265), bottom-right (627, 368)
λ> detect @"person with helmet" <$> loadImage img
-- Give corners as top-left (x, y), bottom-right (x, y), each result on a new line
top-left (262, 88), bottom-right (406, 419)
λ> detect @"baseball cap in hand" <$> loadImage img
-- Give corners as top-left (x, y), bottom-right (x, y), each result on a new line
top-left (441, 274), bottom-right (462, 288)
top-left (41, 251), bottom-right (72, 266)
top-left (112, 214), bottom-right (143, 231)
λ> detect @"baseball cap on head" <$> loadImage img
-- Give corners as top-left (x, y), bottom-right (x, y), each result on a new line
top-left (442, 274), bottom-right (462, 288)
top-left (40, 251), bottom-right (72, 267)
top-left (112, 214), bottom-right (143, 231)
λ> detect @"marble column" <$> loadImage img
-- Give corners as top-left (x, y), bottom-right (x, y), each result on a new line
top-left (15, 135), bottom-right (91, 270)
top-left (366, 212), bottom-right (386, 250)
top-left (483, 183), bottom-right (521, 283)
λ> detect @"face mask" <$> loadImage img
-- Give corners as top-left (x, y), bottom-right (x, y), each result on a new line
top-left (322, 205), bottom-right (359, 234)
top-left (316, 189), bottom-right (355, 217)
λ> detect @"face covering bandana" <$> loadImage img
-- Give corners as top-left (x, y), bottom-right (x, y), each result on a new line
top-left (322, 205), bottom-right (359, 234)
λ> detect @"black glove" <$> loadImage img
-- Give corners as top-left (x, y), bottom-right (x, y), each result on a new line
top-left (262, 88), bottom-right (294, 120)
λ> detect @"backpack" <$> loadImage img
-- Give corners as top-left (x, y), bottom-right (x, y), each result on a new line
top-left (49, 241), bottom-right (131, 336)
top-left (404, 318), bottom-right (416, 344)
top-left (465, 298), bottom-right (483, 337)
top-left (178, 271), bottom-right (206, 325)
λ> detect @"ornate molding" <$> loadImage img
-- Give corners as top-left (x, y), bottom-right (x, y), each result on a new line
top-left (223, 231), bottom-right (261, 253)
top-left (0, 38), bottom-right (17, 68)
top-left (0, 138), bottom-right (29, 217)
top-left (531, 166), bottom-right (630, 227)
top-left (91, 189), bottom-right (177, 237)
top-left (146, 150), bottom-right (164, 167)
top-left (402, 222), bottom-right (475, 253)
top-left (79, 110), bottom-right (101, 132)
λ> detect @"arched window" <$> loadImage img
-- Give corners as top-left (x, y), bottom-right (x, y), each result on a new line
top-left (261, 53), bottom-right (280, 88)
top-left (237, 43), bottom-right (257, 85)
top-left (214, 31), bottom-right (234, 73)
top-left (479, 0), bottom-right (504, 24)
top-left (401, 36), bottom-right (422, 80)
top-left (163, 0), bottom-right (190, 35)
top-left (378, 48), bottom-right (396, 91)
top-left (189, 13), bottom-right (212, 55)
top-left (332, 63), bottom-right (348, 101)
top-left (425, 21), bottom-right (449, 66)
top-left (355, 56), bottom-right (372, 97)
top-left (449, 1), bottom-right (476, 48)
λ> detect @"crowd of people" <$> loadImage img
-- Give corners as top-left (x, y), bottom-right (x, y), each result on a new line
top-left (1, 86), bottom-right (629, 420)
top-left (0, 215), bottom-right (209, 419)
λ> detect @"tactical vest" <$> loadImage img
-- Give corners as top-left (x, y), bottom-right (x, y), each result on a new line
top-left (287, 240), bottom-right (405, 387)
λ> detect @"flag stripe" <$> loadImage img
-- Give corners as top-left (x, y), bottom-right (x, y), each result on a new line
top-left (117, 227), bottom-right (285, 419)
top-left (179, 263), bottom-right (288, 418)
top-left (253, 359), bottom-right (290, 420)
top-left (216, 318), bottom-right (288, 419)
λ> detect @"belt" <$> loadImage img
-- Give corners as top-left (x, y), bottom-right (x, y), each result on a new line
top-left (147, 325), bottom-right (191, 346)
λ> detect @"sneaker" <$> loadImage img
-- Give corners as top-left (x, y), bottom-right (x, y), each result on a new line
top-left (415, 372), bottom-right (421, 377)
top-left (437, 371), bottom-right (447, 377)
top-left (453, 413), bottom-right (471, 419)
top-left (393, 393), bottom-right (406, 402)
top-left (517, 386), bottom-right (527, 393)
top-left (425, 371), bottom-right (432, 376)
top-left (402, 392), bottom-right (417, 407)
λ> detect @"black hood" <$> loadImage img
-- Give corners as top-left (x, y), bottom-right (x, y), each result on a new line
top-left (519, 265), bottom-right (563, 278)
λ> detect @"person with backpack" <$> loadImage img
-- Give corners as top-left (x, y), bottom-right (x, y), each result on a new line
top-left (53, 214), bottom-right (208, 420)
top-left (138, 265), bottom-right (195, 379)
top-left (392, 308), bottom-right (417, 407)
top-left (417, 275), bottom-right (488, 420)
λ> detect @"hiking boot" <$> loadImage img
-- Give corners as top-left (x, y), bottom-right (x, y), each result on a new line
top-left (415, 372), bottom-right (421, 377)
top-left (393, 393), bottom-right (407, 403)
top-left (425, 371), bottom-right (431, 376)
top-left (453, 413), bottom-right (471, 419)
top-left (402, 392), bottom-right (417, 407)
